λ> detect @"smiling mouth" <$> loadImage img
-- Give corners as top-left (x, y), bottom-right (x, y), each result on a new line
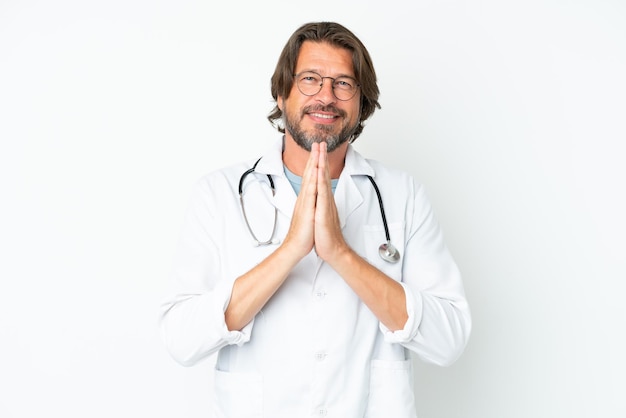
top-left (309, 112), bottom-right (337, 119)
top-left (303, 105), bottom-right (346, 121)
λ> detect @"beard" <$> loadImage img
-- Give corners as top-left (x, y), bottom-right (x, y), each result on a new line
top-left (283, 104), bottom-right (359, 152)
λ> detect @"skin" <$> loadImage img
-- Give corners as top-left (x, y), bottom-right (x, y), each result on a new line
top-left (224, 41), bottom-right (408, 332)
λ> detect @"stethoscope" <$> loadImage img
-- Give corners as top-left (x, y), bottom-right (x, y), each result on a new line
top-left (238, 158), bottom-right (401, 263)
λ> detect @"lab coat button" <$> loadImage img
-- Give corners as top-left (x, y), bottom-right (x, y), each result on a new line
top-left (314, 352), bottom-right (327, 361)
top-left (317, 408), bottom-right (327, 416)
top-left (314, 290), bottom-right (327, 300)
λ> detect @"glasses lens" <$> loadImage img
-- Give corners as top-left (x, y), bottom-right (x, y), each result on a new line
top-left (296, 72), bottom-right (323, 96)
top-left (333, 77), bottom-right (357, 100)
top-left (295, 72), bottom-right (358, 101)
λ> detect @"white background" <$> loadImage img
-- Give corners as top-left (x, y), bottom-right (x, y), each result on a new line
top-left (1, 1), bottom-right (625, 417)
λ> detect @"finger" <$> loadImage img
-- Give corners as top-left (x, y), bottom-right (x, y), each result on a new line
top-left (284, 143), bottom-right (319, 256)
top-left (313, 142), bottom-right (345, 260)
top-left (317, 142), bottom-right (331, 198)
top-left (315, 143), bottom-right (334, 223)
top-left (305, 141), bottom-right (320, 172)
top-left (302, 142), bottom-right (319, 191)
top-left (318, 141), bottom-right (328, 177)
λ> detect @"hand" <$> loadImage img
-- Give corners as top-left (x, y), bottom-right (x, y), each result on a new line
top-left (281, 143), bottom-right (320, 259)
top-left (312, 142), bottom-right (349, 262)
top-left (226, 146), bottom-right (322, 331)
top-left (256, 142), bottom-right (408, 332)
top-left (282, 142), bottom-right (348, 262)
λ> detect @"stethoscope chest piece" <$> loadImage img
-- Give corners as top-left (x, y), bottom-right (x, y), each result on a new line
top-left (379, 241), bottom-right (400, 263)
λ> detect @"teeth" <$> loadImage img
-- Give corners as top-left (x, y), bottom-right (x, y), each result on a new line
top-left (311, 113), bottom-right (335, 119)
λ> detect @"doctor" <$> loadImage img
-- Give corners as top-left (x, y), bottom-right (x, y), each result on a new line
top-left (160, 21), bottom-right (471, 417)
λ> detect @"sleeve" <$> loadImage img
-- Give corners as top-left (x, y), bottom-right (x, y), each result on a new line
top-left (159, 177), bottom-right (253, 367)
top-left (379, 181), bottom-right (472, 367)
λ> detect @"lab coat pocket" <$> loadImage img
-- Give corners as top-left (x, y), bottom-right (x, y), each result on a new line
top-left (363, 222), bottom-right (405, 281)
top-left (365, 359), bottom-right (417, 418)
top-left (213, 369), bottom-right (262, 418)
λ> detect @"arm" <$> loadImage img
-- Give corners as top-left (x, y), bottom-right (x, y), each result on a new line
top-left (313, 142), bottom-right (409, 331)
top-left (315, 143), bottom-right (470, 365)
top-left (161, 148), bottom-right (323, 364)
top-left (383, 183), bottom-right (471, 366)
top-left (159, 178), bottom-right (246, 366)
top-left (224, 144), bottom-right (321, 330)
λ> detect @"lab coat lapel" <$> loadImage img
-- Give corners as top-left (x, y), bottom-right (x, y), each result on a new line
top-left (272, 176), bottom-right (298, 218)
top-left (253, 139), bottom-right (377, 224)
top-left (335, 145), bottom-right (376, 229)
top-left (255, 138), bottom-right (297, 218)
top-left (334, 173), bottom-right (362, 229)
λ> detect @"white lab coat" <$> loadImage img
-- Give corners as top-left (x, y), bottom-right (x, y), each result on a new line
top-left (160, 138), bottom-right (471, 418)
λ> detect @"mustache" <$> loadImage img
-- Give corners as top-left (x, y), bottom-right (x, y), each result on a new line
top-left (301, 104), bottom-right (347, 118)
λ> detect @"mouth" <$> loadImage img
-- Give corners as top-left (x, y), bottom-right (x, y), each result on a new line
top-left (309, 112), bottom-right (338, 120)
top-left (304, 106), bottom-right (345, 124)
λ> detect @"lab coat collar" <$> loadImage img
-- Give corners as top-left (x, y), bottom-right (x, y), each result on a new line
top-left (254, 136), bottom-right (376, 178)
top-left (254, 137), bottom-right (376, 227)
top-left (254, 137), bottom-right (295, 219)
top-left (254, 137), bottom-right (287, 177)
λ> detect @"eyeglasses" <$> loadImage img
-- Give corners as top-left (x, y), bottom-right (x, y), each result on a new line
top-left (294, 71), bottom-right (360, 101)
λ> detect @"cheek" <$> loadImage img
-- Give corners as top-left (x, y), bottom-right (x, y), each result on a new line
top-left (349, 103), bottom-right (362, 124)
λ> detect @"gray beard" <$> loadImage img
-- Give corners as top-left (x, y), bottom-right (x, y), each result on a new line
top-left (283, 107), bottom-right (358, 152)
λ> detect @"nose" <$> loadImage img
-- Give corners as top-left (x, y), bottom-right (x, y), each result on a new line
top-left (316, 77), bottom-right (337, 104)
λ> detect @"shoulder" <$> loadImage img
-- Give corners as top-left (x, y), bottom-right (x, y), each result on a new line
top-left (366, 158), bottom-right (410, 178)
top-left (366, 158), bottom-right (423, 192)
top-left (347, 145), bottom-right (420, 189)
top-left (195, 159), bottom-right (258, 190)
top-left (195, 137), bottom-right (284, 188)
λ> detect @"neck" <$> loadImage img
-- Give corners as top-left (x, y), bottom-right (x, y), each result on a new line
top-left (282, 135), bottom-right (348, 179)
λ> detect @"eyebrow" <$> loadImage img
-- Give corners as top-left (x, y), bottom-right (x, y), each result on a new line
top-left (296, 69), bottom-right (357, 80)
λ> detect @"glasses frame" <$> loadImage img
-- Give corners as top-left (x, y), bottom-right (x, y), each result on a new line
top-left (293, 71), bottom-right (360, 101)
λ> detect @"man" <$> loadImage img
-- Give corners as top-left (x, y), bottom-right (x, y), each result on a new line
top-left (160, 21), bottom-right (471, 417)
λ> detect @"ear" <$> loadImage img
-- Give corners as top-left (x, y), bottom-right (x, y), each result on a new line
top-left (277, 96), bottom-right (284, 111)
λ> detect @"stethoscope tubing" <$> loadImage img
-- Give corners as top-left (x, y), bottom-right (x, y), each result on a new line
top-left (238, 158), bottom-right (400, 262)
top-left (239, 158), bottom-right (278, 246)
top-left (365, 175), bottom-right (391, 243)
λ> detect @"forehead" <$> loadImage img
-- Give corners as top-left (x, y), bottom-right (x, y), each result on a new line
top-left (295, 41), bottom-right (355, 76)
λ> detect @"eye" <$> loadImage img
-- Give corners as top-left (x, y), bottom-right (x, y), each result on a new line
top-left (334, 78), bottom-right (355, 89)
top-left (299, 72), bottom-right (321, 84)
